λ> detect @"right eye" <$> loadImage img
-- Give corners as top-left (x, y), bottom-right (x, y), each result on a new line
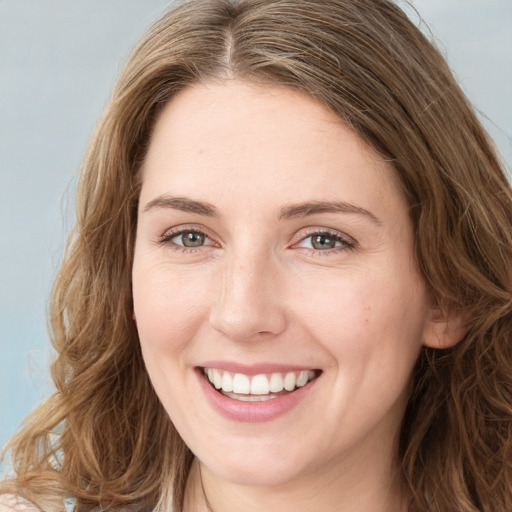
top-left (158, 226), bottom-right (217, 252)
top-left (171, 230), bottom-right (209, 248)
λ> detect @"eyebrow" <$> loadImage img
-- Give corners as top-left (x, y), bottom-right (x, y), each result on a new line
top-left (143, 195), bottom-right (381, 225)
top-left (143, 195), bottom-right (218, 216)
top-left (278, 200), bottom-right (381, 225)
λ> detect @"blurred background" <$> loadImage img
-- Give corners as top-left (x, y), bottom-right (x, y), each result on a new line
top-left (1, 0), bottom-right (511, 456)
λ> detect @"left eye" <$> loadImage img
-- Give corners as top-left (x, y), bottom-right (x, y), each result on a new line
top-left (171, 230), bottom-right (211, 248)
top-left (298, 232), bottom-right (348, 251)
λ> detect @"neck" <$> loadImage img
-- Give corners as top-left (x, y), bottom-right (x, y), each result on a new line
top-left (183, 453), bottom-right (409, 512)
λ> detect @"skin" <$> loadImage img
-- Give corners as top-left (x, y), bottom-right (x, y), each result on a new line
top-left (132, 80), bottom-right (445, 512)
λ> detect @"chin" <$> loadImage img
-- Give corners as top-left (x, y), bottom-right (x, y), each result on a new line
top-left (197, 439), bottom-right (320, 488)
top-left (206, 460), bottom-right (302, 488)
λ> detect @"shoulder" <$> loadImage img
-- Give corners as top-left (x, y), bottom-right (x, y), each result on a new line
top-left (0, 495), bottom-right (41, 512)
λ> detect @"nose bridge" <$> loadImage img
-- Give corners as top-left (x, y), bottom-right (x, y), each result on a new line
top-left (209, 242), bottom-right (287, 342)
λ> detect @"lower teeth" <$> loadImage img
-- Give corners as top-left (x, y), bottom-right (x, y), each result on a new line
top-left (221, 391), bottom-right (279, 401)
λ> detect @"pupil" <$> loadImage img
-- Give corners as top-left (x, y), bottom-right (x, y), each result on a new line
top-left (183, 231), bottom-right (204, 247)
top-left (312, 234), bottom-right (335, 250)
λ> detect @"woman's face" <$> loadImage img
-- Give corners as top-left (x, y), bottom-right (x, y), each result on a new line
top-left (133, 81), bottom-right (432, 487)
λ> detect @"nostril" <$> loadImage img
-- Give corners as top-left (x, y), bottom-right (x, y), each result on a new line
top-left (208, 306), bottom-right (287, 343)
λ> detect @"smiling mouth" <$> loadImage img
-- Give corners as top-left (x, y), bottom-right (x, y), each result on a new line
top-left (201, 367), bottom-right (321, 402)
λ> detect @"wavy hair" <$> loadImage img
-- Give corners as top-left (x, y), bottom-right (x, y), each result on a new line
top-left (2, 1), bottom-right (511, 511)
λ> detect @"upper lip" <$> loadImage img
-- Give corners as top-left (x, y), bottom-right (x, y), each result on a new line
top-left (197, 361), bottom-right (321, 376)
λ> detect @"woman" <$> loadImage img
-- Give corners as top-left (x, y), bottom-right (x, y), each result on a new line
top-left (1, 0), bottom-right (511, 511)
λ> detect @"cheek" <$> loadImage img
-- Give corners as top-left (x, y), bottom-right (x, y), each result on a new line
top-left (132, 265), bottom-right (207, 415)
top-left (291, 266), bottom-right (427, 367)
top-left (132, 263), bottom-right (209, 355)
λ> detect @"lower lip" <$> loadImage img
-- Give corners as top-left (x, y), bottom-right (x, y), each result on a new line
top-left (196, 369), bottom-right (318, 423)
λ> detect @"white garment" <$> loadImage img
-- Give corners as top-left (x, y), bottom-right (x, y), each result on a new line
top-left (0, 495), bottom-right (41, 512)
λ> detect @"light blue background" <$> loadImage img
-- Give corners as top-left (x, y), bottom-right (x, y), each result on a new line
top-left (1, 0), bottom-right (511, 454)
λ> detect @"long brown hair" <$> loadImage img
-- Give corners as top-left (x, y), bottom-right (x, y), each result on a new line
top-left (2, 1), bottom-right (511, 511)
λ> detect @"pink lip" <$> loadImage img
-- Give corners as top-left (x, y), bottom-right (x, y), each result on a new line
top-left (198, 360), bottom-right (317, 376)
top-left (195, 366), bottom-right (320, 423)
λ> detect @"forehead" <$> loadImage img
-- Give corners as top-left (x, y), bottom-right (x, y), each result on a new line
top-left (140, 80), bottom-right (405, 218)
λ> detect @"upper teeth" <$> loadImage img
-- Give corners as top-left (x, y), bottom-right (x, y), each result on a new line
top-left (204, 368), bottom-right (316, 395)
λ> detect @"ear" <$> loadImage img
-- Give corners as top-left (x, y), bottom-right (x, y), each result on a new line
top-left (423, 308), bottom-right (469, 349)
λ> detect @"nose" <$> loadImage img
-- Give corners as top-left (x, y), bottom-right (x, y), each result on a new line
top-left (208, 249), bottom-right (288, 343)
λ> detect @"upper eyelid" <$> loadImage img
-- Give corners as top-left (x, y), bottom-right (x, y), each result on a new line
top-left (160, 224), bottom-right (217, 240)
top-left (293, 227), bottom-right (356, 245)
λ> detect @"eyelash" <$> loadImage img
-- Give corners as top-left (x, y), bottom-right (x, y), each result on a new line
top-left (157, 225), bottom-right (217, 253)
top-left (295, 228), bottom-right (356, 256)
top-left (156, 226), bottom-right (356, 256)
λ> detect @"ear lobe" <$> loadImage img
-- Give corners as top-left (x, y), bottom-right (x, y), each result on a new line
top-left (423, 308), bottom-right (469, 349)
